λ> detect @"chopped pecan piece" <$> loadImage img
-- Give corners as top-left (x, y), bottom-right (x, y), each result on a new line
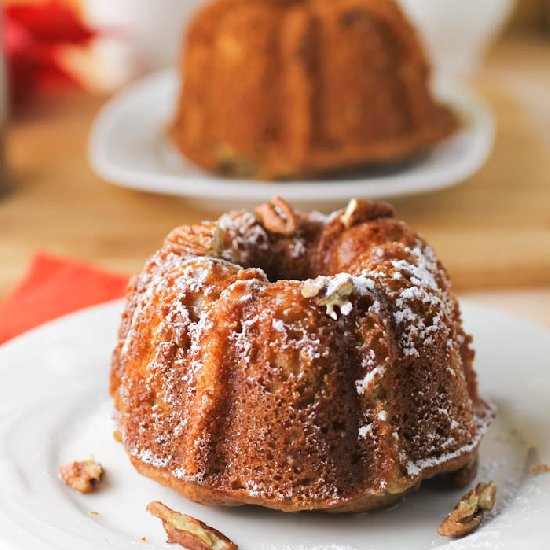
top-left (439, 481), bottom-right (496, 538)
top-left (147, 501), bottom-right (238, 550)
top-left (301, 275), bottom-right (354, 319)
top-left (340, 198), bottom-right (394, 228)
top-left (301, 278), bottom-right (323, 299)
top-left (60, 458), bottom-right (104, 494)
top-left (530, 463), bottom-right (550, 474)
top-left (255, 196), bottom-right (298, 236)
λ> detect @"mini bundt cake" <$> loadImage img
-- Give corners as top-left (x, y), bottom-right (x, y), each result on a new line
top-left (169, 0), bottom-right (458, 180)
top-left (111, 198), bottom-right (493, 513)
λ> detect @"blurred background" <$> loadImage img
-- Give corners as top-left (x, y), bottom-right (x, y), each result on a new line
top-left (1, 0), bottom-right (549, 329)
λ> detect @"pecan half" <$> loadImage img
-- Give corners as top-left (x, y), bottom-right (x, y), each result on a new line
top-left (147, 501), bottom-right (238, 550)
top-left (341, 198), bottom-right (395, 229)
top-left (255, 196), bottom-right (298, 236)
top-left (439, 481), bottom-right (496, 538)
top-left (60, 458), bottom-right (104, 494)
top-left (166, 223), bottom-right (222, 257)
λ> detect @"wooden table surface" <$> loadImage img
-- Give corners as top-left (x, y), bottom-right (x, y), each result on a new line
top-left (1, 35), bottom-right (549, 302)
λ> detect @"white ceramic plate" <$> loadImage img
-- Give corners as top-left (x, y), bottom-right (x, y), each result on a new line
top-left (0, 300), bottom-right (549, 550)
top-left (88, 70), bottom-right (495, 212)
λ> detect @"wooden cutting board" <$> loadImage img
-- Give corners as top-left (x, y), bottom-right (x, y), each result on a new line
top-left (393, 80), bottom-right (550, 290)
top-left (1, 42), bottom-right (549, 298)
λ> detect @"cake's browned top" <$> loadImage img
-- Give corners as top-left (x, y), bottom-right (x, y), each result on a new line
top-left (170, 0), bottom-right (458, 179)
top-left (111, 198), bottom-right (492, 512)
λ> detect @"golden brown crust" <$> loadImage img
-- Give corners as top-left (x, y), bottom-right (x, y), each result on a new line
top-left (131, 447), bottom-right (480, 513)
top-left (170, 0), bottom-right (458, 180)
top-left (450, 453), bottom-right (479, 488)
top-left (111, 199), bottom-right (493, 513)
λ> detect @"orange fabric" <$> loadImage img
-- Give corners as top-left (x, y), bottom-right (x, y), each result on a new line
top-left (0, 252), bottom-right (129, 344)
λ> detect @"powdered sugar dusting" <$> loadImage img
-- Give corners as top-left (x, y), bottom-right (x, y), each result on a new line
top-left (355, 365), bottom-right (386, 395)
top-left (406, 403), bottom-right (495, 478)
top-left (117, 251), bottom-right (270, 475)
top-left (358, 423), bottom-right (374, 439)
top-left (218, 211), bottom-right (269, 265)
top-left (360, 242), bottom-right (455, 360)
top-left (301, 273), bottom-right (376, 320)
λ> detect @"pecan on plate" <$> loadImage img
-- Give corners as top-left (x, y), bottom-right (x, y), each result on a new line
top-left (60, 458), bottom-right (104, 494)
top-left (147, 501), bottom-right (237, 550)
top-left (439, 481), bottom-right (496, 538)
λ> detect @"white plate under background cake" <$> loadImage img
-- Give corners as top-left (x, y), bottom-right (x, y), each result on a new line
top-left (89, 70), bottom-right (494, 212)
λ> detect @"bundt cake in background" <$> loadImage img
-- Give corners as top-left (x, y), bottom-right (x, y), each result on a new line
top-left (169, 0), bottom-right (458, 180)
top-left (111, 197), bottom-right (493, 513)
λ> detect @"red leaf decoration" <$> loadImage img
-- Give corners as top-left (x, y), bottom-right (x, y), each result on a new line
top-left (2, 0), bottom-right (97, 107)
top-left (6, 1), bottom-right (95, 45)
